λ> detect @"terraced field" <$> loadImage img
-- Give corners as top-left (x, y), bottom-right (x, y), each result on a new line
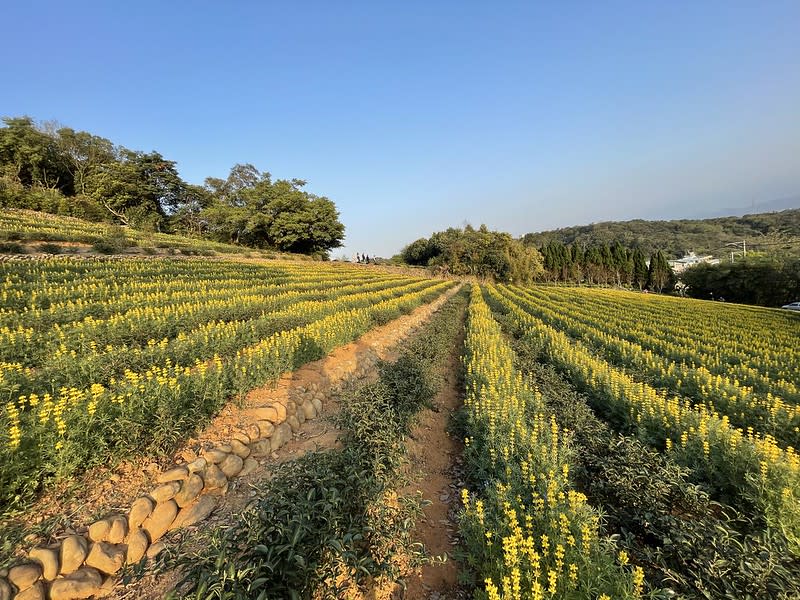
top-left (1, 247), bottom-right (798, 599)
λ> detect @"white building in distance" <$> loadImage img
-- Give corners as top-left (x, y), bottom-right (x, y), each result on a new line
top-left (669, 251), bottom-right (720, 274)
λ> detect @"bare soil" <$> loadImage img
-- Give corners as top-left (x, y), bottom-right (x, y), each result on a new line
top-left (396, 334), bottom-right (466, 599)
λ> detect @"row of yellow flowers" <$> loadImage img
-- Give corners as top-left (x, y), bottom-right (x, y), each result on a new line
top-left (523, 286), bottom-right (799, 401)
top-left (461, 286), bottom-right (644, 599)
top-left (1, 275), bottom-right (452, 513)
top-left (503, 285), bottom-right (800, 448)
top-left (487, 285), bottom-right (800, 555)
top-left (0, 255), bottom-right (394, 327)
top-left (0, 276), bottom-right (431, 401)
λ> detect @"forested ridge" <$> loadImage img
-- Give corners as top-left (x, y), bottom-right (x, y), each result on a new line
top-left (523, 209), bottom-right (800, 259)
top-left (0, 116), bottom-right (344, 256)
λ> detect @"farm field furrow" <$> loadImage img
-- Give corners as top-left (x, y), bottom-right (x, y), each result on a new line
top-left (485, 284), bottom-right (800, 557)
top-left (491, 309), bottom-right (800, 598)
top-left (1, 277), bottom-right (435, 401)
top-left (0, 272), bottom-right (420, 369)
top-left (501, 285), bottom-right (800, 447)
top-left (524, 286), bottom-right (800, 392)
top-left (0, 256), bottom-right (453, 518)
top-left (460, 286), bottom-right (643, 599)
top-left (0, 209), bottom-right (263, 255)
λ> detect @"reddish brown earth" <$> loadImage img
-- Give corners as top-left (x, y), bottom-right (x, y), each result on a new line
top-left (398, 334), bottom-right (466, 600)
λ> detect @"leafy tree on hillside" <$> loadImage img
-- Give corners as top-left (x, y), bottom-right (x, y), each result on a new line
top-left (681, 257), bottom-right (800, 306)
top-left (0, 116), bottom-right (72, 193)
top-left (200, 164), bottom-right (344, 255)
top-left (401, 225), bottom-right (543, 283)
top-left (0, 117), bottom-right (346, 256)
top-left (55, 127), bottom-right (116, 196)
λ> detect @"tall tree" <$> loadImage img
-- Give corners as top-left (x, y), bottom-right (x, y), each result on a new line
top-left (55, 127), bottom-right (115, 196)
top-left (632, 248), bottom-right (648, 290)
top-left (647, 250), bottom-right (674, 293)
top-left (0, 116), bottom-right (72, 193)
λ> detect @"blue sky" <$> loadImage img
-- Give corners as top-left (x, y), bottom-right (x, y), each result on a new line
top-left (2, 1), bottom-right (799, 257)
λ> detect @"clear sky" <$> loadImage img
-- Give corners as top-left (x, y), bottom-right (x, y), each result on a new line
top-left (3, 1), bottom-right (799, 257)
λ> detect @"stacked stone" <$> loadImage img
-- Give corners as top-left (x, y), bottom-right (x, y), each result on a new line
top-left (0, 394), bottom-right (322, 599)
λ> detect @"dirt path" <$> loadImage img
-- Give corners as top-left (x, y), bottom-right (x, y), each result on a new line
top-left (398, 325), bottom-right (466, 599)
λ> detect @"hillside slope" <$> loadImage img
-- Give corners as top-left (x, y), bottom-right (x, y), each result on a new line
top-left (522, 209), bottom-right (800, 259)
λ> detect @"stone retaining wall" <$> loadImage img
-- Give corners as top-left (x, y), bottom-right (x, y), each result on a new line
top-left (0, 285), bottom-right (460, 600)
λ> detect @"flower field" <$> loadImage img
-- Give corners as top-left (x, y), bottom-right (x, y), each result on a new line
top-left (2, 240), bottom-right (799, 599)
top-left (0, 256), bottom-right (453, 515)
top-left (464, 284), bottom-right (800, 598)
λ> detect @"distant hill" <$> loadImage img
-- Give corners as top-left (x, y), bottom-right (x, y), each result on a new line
top-left (522, 208), bottom-right (800, 259)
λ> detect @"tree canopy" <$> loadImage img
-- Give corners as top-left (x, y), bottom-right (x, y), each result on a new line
top-left (0, 116), bottom-right (345, 256)
top-left (681, 257), bottom-right (800, 307)
top-left (400, 225), bottom-right (544, 283)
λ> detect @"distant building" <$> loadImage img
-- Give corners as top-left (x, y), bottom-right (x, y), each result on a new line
top-left (668, 251), bottom-right (720, 274)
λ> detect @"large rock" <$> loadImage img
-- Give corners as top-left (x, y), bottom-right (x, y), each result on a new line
top-left (28, 547), bottom-right (59, 581)
top-left (219, 454), bottom-right (243, 478)
top-left (128, 497), bottom-right (154, 530)
top-left (202, 464), bottom-right (227, 490)
top-left (59, 535), bottom-right (89, 575)
top-left (124, 529), bottom-right (149, 564)
top-left (245, 405), bottom-right (282, 424)
top-left (0, 578), bottom-right (11, 600)
top-left (174, 474), bottom-right (204, 507)
top-left (106, 516), bottom-right (128, 545)
top-left (186, 457), bottom-right (207, 474)
top-left (7, 564), bottom-right (41, 591)
top-left (84, 542), bottom-right (125, 575)
top-left (256, 420), bottom-right (274, 438)
top-left (245, 423), bottom-right (262, 441)
top-left (171, 495), bottom-right (218, 530)
top-left (270, 423), bottom-right (293, 451)
top-left (239, 457), bottom-right (258, 477)
top-left (231, 431), bottom-right (251, 445)
top-left (87, 520), bottom-right (110, 543)
top-left (250, 439), bottom-right (271, 457)
top-left (311, 398), bottom-right (323, 415)
top-left (142, 500), bottom-right (178, 543)
top-left (286, 415), bottom-right (301, 432)
top-left (93, 576), bottom-right (117, 598)
top-left (15, 581), bottom-right (45, 600)
top-left (145, 542), bottom-right (166, 559)
top-left (229, 439), bottom-right (250, 459)
top-left (203, 449), bottom-right (228, 464)
top-left (150, 481), bottom-right (180, 503)
top-left (49, 567), bottom-right (102, 600)
top-left (301, 401), bottom-right (317, 420)
top-left (156, 466), bottom-right (188, 483)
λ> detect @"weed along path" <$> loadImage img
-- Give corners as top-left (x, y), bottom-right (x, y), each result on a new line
top-left (400, 319), bottom-right (466, 598)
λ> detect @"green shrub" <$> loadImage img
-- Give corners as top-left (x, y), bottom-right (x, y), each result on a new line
top-left (92, 227), bottom-right (131, 254)
top-left (37, 243), bottom-right (62, 254)
top-left (0, 242), bottom-right (26, 254)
